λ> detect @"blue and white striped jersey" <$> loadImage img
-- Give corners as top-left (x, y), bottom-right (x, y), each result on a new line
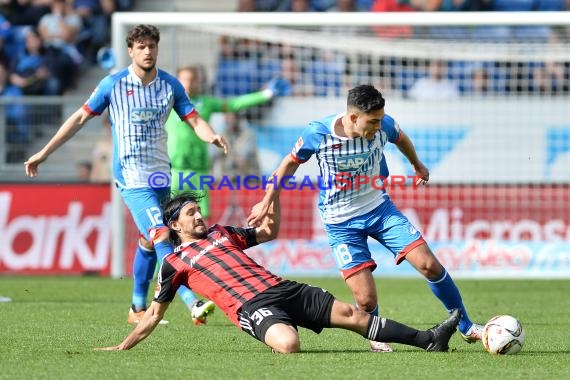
top-left (291, 112), bottom-right (401, 224)
top-left (83, 65), bottom-right (196, 188)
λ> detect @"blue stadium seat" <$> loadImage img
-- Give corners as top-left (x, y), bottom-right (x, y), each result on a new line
top-left (492, 0), bottom-right (535, 11)
top-left (535, 0), bottom-right (566, 10)
top-left (215, 58), bottom-right (259, 96)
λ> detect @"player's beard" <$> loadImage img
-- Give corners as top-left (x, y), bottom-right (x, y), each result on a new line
top-left (192, 224), bottom-right (208, 239)
top-left (141, 62), bottom-right (156, 72)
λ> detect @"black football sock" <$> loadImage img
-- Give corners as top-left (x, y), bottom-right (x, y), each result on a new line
top-left (366, 315), bottom-right (431, 349)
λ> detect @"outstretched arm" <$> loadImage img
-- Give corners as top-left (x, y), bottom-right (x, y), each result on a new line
top-left (222, 77), bottom-right (290, 112)
top-left (25, 107), bottom-right (94, 177)
top-left (96, 301), bottom-right (170, 351)
top-left (185, 114), bottom-right (228, 155)
top-left (254, 195), bottom-right (281, 244)
top-left (222, 90), bottom-right (272, 113)
top-left (395, 130), bottom-right (429, 186)
top-left (247, 154), bottom-right (299, 227)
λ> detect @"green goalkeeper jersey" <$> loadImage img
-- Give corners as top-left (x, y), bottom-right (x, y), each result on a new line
top-left (166, 91), bottom-right (270, 172)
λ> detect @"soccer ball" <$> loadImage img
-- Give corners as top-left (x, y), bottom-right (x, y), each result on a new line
top-left (482, 315), bottom-right (525, 355)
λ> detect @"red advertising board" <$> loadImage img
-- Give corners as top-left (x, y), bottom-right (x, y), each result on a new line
top-left (389, 185), bottom-right (570, 242)
top-left (0, 184), bottom-right (111, 275)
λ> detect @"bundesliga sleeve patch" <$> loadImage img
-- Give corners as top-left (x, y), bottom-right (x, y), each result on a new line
top-left (394, 122), bottom-right (401, 133)
top-left (292, 136), bottom-right (304, 155)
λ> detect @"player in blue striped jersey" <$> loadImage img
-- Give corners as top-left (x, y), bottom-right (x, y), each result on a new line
top-left (248, 85), bottom-right (482, 351)
top-left (25, 24), bottom-right (228, 325)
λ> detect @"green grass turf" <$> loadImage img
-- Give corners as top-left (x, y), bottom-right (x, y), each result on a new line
top-left (0, 276), bottom-right (568, 380)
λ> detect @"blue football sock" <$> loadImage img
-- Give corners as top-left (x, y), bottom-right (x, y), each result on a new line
top-left (132, 243), bottom-right (156, 310)
top-left (178, 287), bottom-right (198, 307)
top-left (154, 240), bottom-right (174, 263)
top-left (154, 240), bottom-right (198, 307)
top-left (427, 268), bottom-right (473, 334)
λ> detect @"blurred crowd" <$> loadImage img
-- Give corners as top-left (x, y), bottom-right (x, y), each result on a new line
top-left (0, 0), bottom-right (134, 96)
top-left (214, 0), bottom-right (570, 99)
top-left (0, 0), bottom-right (133, 152)
top-left (238, 0), bottom-right (569, 12)
top-left (213, 36), bottom-right (570, 102)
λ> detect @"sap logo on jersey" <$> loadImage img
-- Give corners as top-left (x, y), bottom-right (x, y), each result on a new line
top-left (336, 155), bottom-right (367, 170)
top-left (130, 108), bottom-right (159, 123)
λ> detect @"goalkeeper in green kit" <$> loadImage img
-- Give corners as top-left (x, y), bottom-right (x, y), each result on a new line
top-left (165, 65), bottom-right (290, 219)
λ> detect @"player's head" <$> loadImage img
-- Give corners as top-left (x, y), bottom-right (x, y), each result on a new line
top-left (177, 65), bottom-right (206, 96)
top-left (346, 85), bottom-right (386, 140)
top-left (126, 24), bottom-right (160, 48)
top-left (347, 84), bottom-right (385, 113)
top-left (126, 24), bottom-right (160, 72)
top-left (163, 192), bottom-right (207, 245)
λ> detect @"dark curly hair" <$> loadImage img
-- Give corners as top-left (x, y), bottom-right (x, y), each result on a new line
top-left (126, 24), bottom-right (160, 48)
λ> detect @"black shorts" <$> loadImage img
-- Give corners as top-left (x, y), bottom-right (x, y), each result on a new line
top-left (237, 280), bottom-right (335, 343)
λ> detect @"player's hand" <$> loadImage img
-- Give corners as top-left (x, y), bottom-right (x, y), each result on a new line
top-left (247, 201), bottom-right (270, 227)
top-left (210, 134), bottom-right (228, 155)
top-left (413, 161), bottom-right (429, 186)
top-left (24, 152), bottom-right (47, 177)
top-left (266, 77), bottom-right (291, 97)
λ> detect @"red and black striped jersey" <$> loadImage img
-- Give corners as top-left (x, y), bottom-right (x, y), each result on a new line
top-left (153, 224), bottom-right (284, 327)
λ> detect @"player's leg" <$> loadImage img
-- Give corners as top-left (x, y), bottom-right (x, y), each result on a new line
top-left (325, 222), bottom-right (377, 311)
top-left (289, 280), bottom-right (459, 352)
top-left (329, 300), bottom-right (460, 351)
top-left (372, 199), bottom-right (482, 342)
top-left (344, 271), bottom-right (390, 352)
top-left (129, 187), bottom-right (175, 264)
top-left (238, 301), bottom-right (300, 354)
top-left (344, 269), bottom-right (377, 312)
top-left (120, 187), bottom-right (172, 324)
top-left (131, 237), bottom-right (156, 313)
top-left (120, 188), bottom-right (158, 312)
top-left (405, 244), bottom-right (483, 342)
top-left (324, 221), bottom-right (392, 352)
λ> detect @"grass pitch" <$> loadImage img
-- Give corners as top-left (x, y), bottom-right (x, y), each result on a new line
top-left (0, 276), bottom-right (568, 380)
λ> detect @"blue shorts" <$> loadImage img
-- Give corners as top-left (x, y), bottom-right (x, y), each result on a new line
top-left (119, 187), bottom-right (171, 240)
top-left (324, 199), bottom-right (425, 279)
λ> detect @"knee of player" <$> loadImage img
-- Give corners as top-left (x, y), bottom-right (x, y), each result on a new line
top-left (266, 324), bottom-right (301, 353)
top-left (148, 226), bottom-right (170, 244)
top-left (424, 265), bottom-right (444, 279)
top-left (271, 336), bottom-right (300, 354)
top-left (416, 258), bottom-right (443, 279)
top-left (336, 302), bottom-right (365, 322)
